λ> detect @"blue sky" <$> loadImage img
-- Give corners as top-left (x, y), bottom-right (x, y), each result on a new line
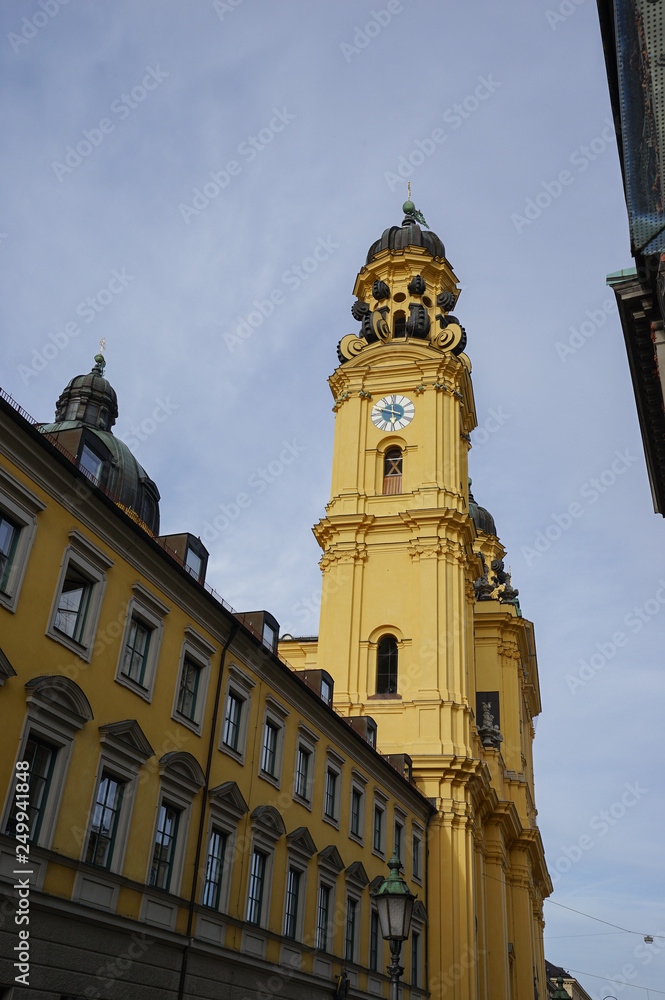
top-left (2, 1), bottom-right (664, 995)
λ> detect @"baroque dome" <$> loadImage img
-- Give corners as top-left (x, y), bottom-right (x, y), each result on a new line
top-left (366, 200), bottom-right (446, 264)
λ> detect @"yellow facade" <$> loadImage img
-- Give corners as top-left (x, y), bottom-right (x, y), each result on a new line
top-left (280, 206), bottom-right (552, 1000)
top-left (0, 386), bottom-right (432, 998)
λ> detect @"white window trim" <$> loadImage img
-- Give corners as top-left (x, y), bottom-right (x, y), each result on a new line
top-left (115, 583), bottom-right (169, 701)
top-left (172, 628), bottom-right (216, 735)
top-left (283, 858), bottom-right (308, 943)
top-left (411, 823), bottom-right (424, 885)
top-left (344, 889), bottom-right (362, 964)
top-left (1, 676), bottom-right (92, 849)
top-left (349, 769), bottom-right (368, 845)
top-left (410, 920), bottom-right (424, 989)
top-left (201, 786), bottom-right (247, 913)
top-left (372, 789), bottom-right (389, 859)
top-left (45, 530), bottom-right (113, 662)
top-left (245, 813), bottom-right (283, 930)
top-left (219, 663), bottom-right (255, 764)
top-left (323, 753), bottom-right (343, 829)
top-left (315, 877), bottom-right (336, 954)
top-left (394, 805), bottom-right (407, 870)
top-left (0, 466), bottom-right (45, 613)
top-left (258, 696), bottom-right (289, 789)
top-left (147, 756), bottom-right (204, 895)
top-left (293, 723), bottom-right (318, 809)
top-left (81, 721), bottom-right (153, 874)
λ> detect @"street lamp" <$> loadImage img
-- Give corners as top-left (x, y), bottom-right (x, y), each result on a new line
top-left (375, 849), bottom-right (416, 1000)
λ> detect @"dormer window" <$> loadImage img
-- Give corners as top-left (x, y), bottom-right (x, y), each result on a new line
top-left (185, 546), bottom-right (203, 580)
top-left (79, 444), bottom-right (104, 484)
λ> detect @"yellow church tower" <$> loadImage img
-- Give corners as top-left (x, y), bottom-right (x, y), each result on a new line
top-left (281, 200), bottom-right (551, 1000)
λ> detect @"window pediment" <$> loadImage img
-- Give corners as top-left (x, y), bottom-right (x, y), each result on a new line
top-left (25, 675), bottom-right (93, 732)
top-left (98, 719), bottom-right (154, 765)
top-left (345, 860), bottom-right (369, 887)
top-left (286, 826), bottom-right (317, 859)
top-left (209, 780), bottom-right (249, 819)
top-left (0, 647), bottom-right (17, 687)
top-left (250, 804), bottom-right (286, 841)
top-left (318, 844), bottom-right (344, 874)
top-left (159, 751), bottom-right (205, 795)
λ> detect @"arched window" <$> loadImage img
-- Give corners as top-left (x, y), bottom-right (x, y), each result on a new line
top-left (376, 635), bottom-right (398, 694)
top-left (393, 311), bottom-right (406, 338)
top-left (383, 448), bottom-right (402, 495)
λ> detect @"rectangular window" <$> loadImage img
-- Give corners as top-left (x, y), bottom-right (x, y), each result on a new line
top-left (150, 803), bottom-right (180, 890)
top-left (202, 827), bottom-right (227, 909)
top-left (176, 657), bottom-right (201, 720)
top-left (294, 746), bottom-right (310, 799)
top-left (185, 546), bottom-right (203, 579)
top-left (222, 692), bottom-right (243, 749)
top-left (85, 772), bottom-right (124, 868)
top-left (350, 788), bottom-right (362, 836)
top-left (0, 513), bottom-right (19, 593)
top-left (316, 884), bottom-right (330, 950)
top-left (373, 805), bottom-right (384, 853)
top-left (54, 566), bottom-right (92, 643)
top-left (5, 735), bottom-right (56, 843)
top-left (395, 819), bottom-right (404, 865)
top-left (79, 443), bottom-right (104, 483)
top-left (261, 720), bottom-right (279, 776)
top-left (320, 676), bottom-right (333, 705)
top-left (284, 867), bottom-right (301, 939)
top-left (344, 897), bottom-right (357, 961)
top-left (412, 833), bottom-right (422, 879)
top-left (370, 909), bottom-right (380, 971)
top-left (122, 616), bottom-right (152, 686)
top-left (411, 930), bottom-right (421, 986)
top-left (324, 768), bottom-right (337, 818)
top-left (246, 849), bottom-right (267, 925)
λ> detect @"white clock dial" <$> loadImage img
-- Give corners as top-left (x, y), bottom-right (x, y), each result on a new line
top-left (371, 394), bottom-right (415, 431)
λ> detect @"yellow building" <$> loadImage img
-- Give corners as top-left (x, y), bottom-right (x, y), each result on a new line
top-left (0, 359), bottom-right (433, 998)
top-left (281, 201), bottom-right (552, 1000)
top-left (0, 201), bottom-right (551, 1000)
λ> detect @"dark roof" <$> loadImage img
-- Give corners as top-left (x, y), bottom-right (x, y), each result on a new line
top-left (366, 210), bottom-right (446, 264)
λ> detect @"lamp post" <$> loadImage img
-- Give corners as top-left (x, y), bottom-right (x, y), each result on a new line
top-left (374, 849), bottom-right (416, 1000)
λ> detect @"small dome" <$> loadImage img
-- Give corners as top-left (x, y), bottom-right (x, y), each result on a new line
top-left (54, 355), bottom-right (118, 432)
top-left (366, 205), bottom-right (445, 264)
top-left (39, 355), bottom-right (160, 534)
top-left (468, 486), bottom-right (496, 536)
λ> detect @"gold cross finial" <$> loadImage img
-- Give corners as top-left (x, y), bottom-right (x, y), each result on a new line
top-left (99, 338), bottom-right (106, 353)
top-left (408, 181), bottom-right (411, 200)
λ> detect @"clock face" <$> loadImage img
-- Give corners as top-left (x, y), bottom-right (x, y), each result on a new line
top-left (371, 394), bottom-right (415, 431)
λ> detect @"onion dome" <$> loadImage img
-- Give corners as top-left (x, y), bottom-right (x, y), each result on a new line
top-left (468, 482), bottom-right (496, 536)
top-left (38, 355), bottom-right (160, 534)
top-left (366, 200), bottom-right (446, 264)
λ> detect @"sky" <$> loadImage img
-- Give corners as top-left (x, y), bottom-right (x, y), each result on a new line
top-left (1, 0), bottom-right (664, 995)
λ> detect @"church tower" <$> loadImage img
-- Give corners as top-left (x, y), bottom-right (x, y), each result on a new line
top-left (281, 201), bottom-right (551, 1000)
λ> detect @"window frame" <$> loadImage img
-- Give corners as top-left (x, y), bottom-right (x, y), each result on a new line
top-left (258, 696), bottom-right (289, 788)
top-left (369, 906), bottom-right (382, 972)
top-left (412, 824), bottom-right (424, 884)
top-left (0, 467), bottom-right (44, 613)
top-left (146, 752), bottom-right (204, 896)
top-left (315, 881), bottom-right (333, 952)
top-left (202, 826), bottom-right (228, 910)
top-left (349, 769), bottom-right (367, 845)
top-left (171, 627), bottom-right (215, 735)
top-left (344, 893), bottom-right (359, 963)
top-left (394, 807), bottom-right (407, 870)
top-left (376, 634), bottom-right (399, 695)
top-left (81, 720), bottom-right (153, 876)
top-left (219, 664), bottom-right (255, 764)
top-left (411, 924), bottom-right (423, 988)
top-left (114, 583), bottom-right (169, 701)
top-left (293, 723), bottom-right (318, 808)
top-left (323, 750), bottom-right (344, 828)
top-left (383, 447), bottom-right (403, 495)
top-left (46, 531), bottom-right (113, 661)
top-left (1, 676), bottom-right (93, 850)
top-left (149, 800), bottom-right (181, 892)
top-left (372, 790), bottom-right (388, 859)
top-left (201, 780), bottom-right (248, 913)
top-left (84, 770), bottom-right (125, 869)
